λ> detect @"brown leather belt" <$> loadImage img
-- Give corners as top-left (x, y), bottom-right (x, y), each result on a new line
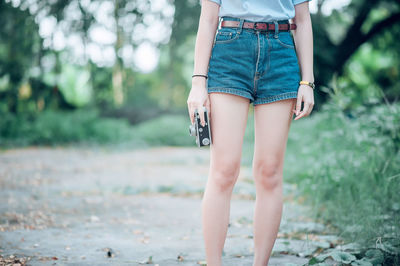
top-left (220, 20), bottom-right (297, 31)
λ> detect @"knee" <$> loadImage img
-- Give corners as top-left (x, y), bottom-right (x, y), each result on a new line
top-left (253, 159), bottom-right (283, 191)
top-left (210, 159), bottom-right (241, 192)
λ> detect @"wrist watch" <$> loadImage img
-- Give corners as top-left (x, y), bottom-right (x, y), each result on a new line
top-left (299, 80), bottom-right (315, 90)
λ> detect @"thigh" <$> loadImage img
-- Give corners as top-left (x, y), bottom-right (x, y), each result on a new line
top-left (209, 92), bottom-right (250, 168)
top-left (253, 98), bottom-right (296, 167)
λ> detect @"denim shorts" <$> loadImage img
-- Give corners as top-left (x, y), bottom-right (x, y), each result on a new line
top-left (207, 16), bottom-right (301, 105)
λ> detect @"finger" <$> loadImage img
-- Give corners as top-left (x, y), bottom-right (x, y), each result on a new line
top-left (294, 102), bottom-right (310, 120)
top-left (294, 111), bottom-right (305, 120)
top-left (304, 102), bottom-right (314, 117)
top-left (205, 98), bottom-right (211, 124)
top-left (188, 103), bottom-right (193, 124)
top-left (205, 96), bottom-right (211, 113)
top-left (296, 95), bottom-right (302, 116)
top-left (198, 106), bottom-right (206, 127)
top-left (301, 102), bottom-right (310, 117)
top-left (188, 105), bottom-right (195, 124)
top-left (308, 102), bottom-right (314, 115)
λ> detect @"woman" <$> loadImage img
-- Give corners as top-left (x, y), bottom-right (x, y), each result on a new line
top-left (187, 0), bottom-right (315, 265)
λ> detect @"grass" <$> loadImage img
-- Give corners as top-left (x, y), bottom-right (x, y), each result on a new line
top-left (284, 100), bottom-right (400, 264)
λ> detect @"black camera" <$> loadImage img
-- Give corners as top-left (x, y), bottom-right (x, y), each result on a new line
top-left (188, 107), bottom-right (212, 147)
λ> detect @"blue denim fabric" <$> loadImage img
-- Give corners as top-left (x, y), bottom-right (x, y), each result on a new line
top-left (207, 16), bottom-right (301, 105)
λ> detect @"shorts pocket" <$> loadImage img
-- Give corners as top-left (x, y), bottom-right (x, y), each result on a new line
top-left (215, 28), bottom-right (240, 44)
top-left (276, 32), bottom-right (295, 49)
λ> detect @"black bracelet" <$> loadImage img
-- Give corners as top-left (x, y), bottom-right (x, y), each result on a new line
top-left (192, 74), bottom-right (208, 79)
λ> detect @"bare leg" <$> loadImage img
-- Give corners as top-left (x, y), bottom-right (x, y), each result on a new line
top-left (202, 92), bottom-right (250, 266)
top-left (251, 98), bottom-right (296, 266)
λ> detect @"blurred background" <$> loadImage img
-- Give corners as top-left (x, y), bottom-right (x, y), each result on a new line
top-left (0, 0), bottom-right (399, 264)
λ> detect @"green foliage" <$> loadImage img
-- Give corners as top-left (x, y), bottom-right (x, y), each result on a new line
top-left (124, 69), bottom-right (163, 109)
top-left (332, 43), bottom-right (400, 110)
top-left (131, 114), bottom-right (194, 147)
top-left (314, 250), bottom-right (357, 264)
top-left (0, 1), bottom-right (42, 113)
top-left (43, 63), bottom-right (93, 107)
top-left (90, 63), bottom-right (114, 107)
top-left (364, 249), bottom-right (385, 264)
top-left (312, 0), bottom-right (400, 108)
top-left (0, 108), bottom-right (135, 147)
top-left (0, 109), bottom-right (198, 148)
top-left (310, 248), bottom-right (386, 265)
top-left (286, 100), bottom-right (400, 264)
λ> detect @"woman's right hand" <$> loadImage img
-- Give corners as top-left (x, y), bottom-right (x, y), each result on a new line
top-left (187, 78), bottom-right (211, 127)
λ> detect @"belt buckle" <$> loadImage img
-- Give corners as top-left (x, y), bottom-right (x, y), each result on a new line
top-left (254, 22), bottom-right (267, 31)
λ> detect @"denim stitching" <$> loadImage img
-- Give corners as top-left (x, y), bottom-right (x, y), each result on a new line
top-left (276, 37), bottom-right (295, 49)
top-left (208, 87), bottom-right (254, 102)
top-left (253, 31), bottom-right (261, 95)
top-left (218, 31), bottom-right (232, 36)
top-left (254, 91), bottom-right (298, 105)
top-left (276, 32), bottom-right (295, 49)
top-left (215, 32), bottom-right (240, 44)
top-left (260, 34), bottom-right (271, 77)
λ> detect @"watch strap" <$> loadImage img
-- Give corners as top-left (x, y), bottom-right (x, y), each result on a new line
top-left (299, 80), bottom-right (315, 89)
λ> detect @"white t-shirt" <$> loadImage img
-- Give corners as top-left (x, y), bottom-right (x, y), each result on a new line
top-left (201, 0), bottom-right (311, 22)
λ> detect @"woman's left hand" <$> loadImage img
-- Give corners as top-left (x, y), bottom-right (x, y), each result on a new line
top-left (293, 84), bottom-right (314, 120)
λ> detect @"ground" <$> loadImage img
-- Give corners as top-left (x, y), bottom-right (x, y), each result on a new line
top-left (0, 146), bottom-right (341, 265)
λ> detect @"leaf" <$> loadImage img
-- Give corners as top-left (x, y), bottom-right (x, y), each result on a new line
top-left (330, 251), bottom-right (356, 264)
top-left (376, 242), bottom-right (399, 255)
top-left (314, 252), bottom-right (331, 262)
top-left (307, 256), bottom-right (320, 265)
top-left (351, 259), bottom-right (373, 266)
top-left (364, 249), bottom-right (384, 264)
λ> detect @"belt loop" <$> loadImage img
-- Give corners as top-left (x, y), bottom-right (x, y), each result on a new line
top-left (273, 21), bottom-right (279, 38)
top-left (237, 18), bottom-right (245, 34)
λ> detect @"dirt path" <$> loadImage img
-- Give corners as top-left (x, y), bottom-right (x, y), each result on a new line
top-left (0, 146), bottom-right (340, 265)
